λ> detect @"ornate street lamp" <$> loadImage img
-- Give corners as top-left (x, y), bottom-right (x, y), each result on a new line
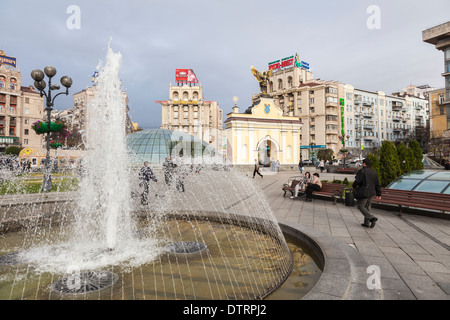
top-left (31, 66), bottom-right (72, 192)
top-left (338, 134), bottom-right (350, 168)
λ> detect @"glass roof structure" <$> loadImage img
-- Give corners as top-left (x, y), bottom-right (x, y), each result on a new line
top-left (126, 129), bottom-right (216, 164)
top-left (387, 170), bottom-right (450, 194)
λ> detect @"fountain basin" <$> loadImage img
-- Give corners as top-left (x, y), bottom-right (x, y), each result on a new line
top-left (0, 208), bottom-right (322, 300)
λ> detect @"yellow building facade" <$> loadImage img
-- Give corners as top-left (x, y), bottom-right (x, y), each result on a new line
top-left (224, 97), bottom-right (301, 165)
top-left (429, 88), bottom-right (448, 138)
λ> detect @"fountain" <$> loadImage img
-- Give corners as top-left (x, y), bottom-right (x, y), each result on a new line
top-left (0, 43), bottom-right (322, 300)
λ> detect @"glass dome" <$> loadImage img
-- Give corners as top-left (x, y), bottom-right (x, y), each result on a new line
top-left (387, 170), bottom-right (450, 194)
top-left (126, 129), bottom-right (216, 164)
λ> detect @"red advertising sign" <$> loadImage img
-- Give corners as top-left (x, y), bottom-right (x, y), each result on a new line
top-left (175, 69), bottom-right (199, 84)
top-left (268, 56), bottom-right (294, 71)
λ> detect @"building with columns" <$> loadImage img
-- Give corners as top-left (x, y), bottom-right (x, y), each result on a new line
top-left (158, 75), bottom-right (223, 152)
top-left (224, 96), bottom-right (301, 166)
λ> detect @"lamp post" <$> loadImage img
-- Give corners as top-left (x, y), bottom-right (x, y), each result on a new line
top-left (31, 67), bottom-right (72, 192)
top-left (338, 134), bottom-right (350, 168)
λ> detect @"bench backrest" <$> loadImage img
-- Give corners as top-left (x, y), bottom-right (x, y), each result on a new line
top-left (291, 180), bottom-right (301, 188)
top-left (321, 182), bottom-right (346, 192)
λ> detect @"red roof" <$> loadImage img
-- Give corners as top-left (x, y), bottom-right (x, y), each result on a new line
top-left (21, 86), bottom-right (39, 94)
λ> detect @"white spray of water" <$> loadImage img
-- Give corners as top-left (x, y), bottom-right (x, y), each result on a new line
top-left (76, 41), bottom-right (132, 250)
top-left (18, 42), bottom-right (164, 273)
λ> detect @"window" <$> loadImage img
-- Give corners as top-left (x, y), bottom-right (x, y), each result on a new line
top-left (445, 47), bottom-right (450, 60)
top-left (310, 98), bottom-right (314, 104)
top-left (10, 78), bottom-right (17, 90)
top-left (287, 77), bottom-right (293, 88)
top-left (25, 108), bottom-right (29, 114)
top-left (24, 129), bottom-right (29, 135)
top-left (24, 139), bottom-right (29, 145)
top-left (278, 79), bottom-right (283, 90)
top-left (326, 96), bottom-right (338, 104)
top-left (326, 87), bottom-right (337, 94)
top-left (441, 108), bottom-right (445, 115)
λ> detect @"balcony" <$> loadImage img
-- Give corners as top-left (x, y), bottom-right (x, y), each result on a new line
top-left (325, 101), bottom-right (338, 108)
top-left (326, 128), bottom-right (339, 134)
top-left (392, 114), bottom-right (402, 121)
top-left (393, 127), bottom-right (402, 132)
top-left (325, 118), bottom-right (339, 125)
top-left (362, 111), bottom-right (374, 118)
top-left (363, 134), bottom-right (376, 140)
top-left (392, 101), bottom-right (403, 109)
top-left (363, 101), bottom-right (373, 106)
top-left (326, 107), bottom-right (338, 116)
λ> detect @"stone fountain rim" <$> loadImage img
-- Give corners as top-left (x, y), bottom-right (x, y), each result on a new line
top-left (0, 203), bottom-right (383, 300)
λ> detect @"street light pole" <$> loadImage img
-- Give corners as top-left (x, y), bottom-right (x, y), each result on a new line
top-left (338, 134), bottom-right (350, 168)
top-left (31, 67), bottom-right (72, 192)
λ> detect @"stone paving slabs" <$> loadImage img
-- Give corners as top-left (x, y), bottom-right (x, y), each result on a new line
top-left (257, 170), bottom-right (450, 300)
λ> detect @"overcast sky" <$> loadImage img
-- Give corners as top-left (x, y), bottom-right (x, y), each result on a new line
top-left (1, 0), bottom-right (449, 129)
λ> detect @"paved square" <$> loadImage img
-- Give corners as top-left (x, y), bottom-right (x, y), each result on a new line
top-left (256, 169), bottom-right (450, 300)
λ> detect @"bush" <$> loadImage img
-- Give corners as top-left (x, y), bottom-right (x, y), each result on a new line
top-left (379, 141), bottom-right (401, 187)
top-left (397, 142), bottom-right (414, 175)
top-left (409, 140), bottom-right (424, 170)
top-left (5, 146), bottom-right (21, 155)
top-left (366, 153), bottom-right (380, 178)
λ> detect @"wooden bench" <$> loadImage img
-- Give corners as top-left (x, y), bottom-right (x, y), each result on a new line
top-left (311, 182), bottom-right (346, 205)
top-left (371, 188), bottom-right (450, 214)
top-left (336, 167), bottom-right (359, 174)
top-left (282, 179), bottom-right (301, 197)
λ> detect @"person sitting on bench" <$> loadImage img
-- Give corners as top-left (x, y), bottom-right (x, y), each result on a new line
top-left (305, 173), bottom-right (322, 202)
top-left (291, 172), bottom-right (311, 199)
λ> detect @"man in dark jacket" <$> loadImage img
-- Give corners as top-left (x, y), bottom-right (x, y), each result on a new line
top-left (352, 158), bottom-right (382, 228)
top-left (139, 161), bottom-right (158, 205)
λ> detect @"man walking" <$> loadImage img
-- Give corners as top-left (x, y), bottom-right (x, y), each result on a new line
top-left (353, 158), bottom-right (381, 228)
top-left (253, 159), bottom-right (263, 178)
top-left (139, 161), bottom-right (158, 205)
top-left (298, 160), bottom-right (304, 174)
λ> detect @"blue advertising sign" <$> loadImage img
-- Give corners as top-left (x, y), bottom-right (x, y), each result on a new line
top-left (300, 145), bottom-right (326, 149)
top-left (301, 61), bottom-right (309, 70)
top-left (0, 54), bottom-right (16, 68)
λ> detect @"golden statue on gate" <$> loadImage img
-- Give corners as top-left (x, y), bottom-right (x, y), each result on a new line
top-left (251, 65), bottom-right (273, 95)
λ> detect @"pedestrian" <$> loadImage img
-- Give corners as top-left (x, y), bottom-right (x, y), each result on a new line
top-left (163, 157), bottom-right (175, 185)
top-left (304, 173), bottom-right (322, 202)
top-left (298, 160), bottom-right (304, 174)
top-left (352, 158), bottom-right (382, 228)
top-left (175, 164), bottom-right (187, 192)
top-left (445, 160), bottom-right (450, 170)
top-left (291, 171), bottom-right (311, 199)
top-left (139, 161), bottom-right (158, 205)
top-left (253, 159), bottom-right (263, 178)
top-left (319, 160), bottom-right (325, 173)
top-left (276, 160), bottom-right (280, 172)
